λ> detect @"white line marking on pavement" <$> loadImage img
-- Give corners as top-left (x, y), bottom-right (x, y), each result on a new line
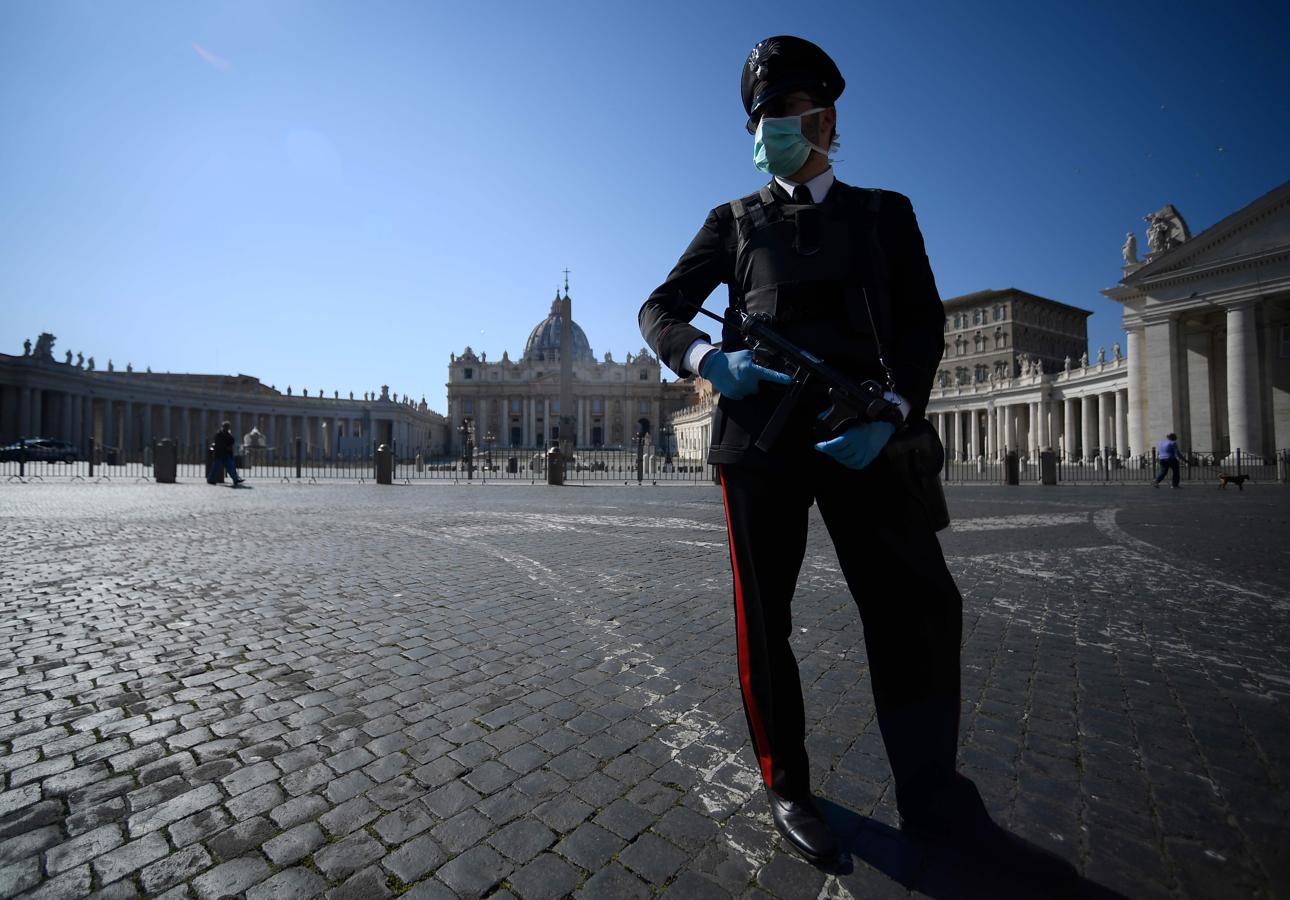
top-left (1091, 507), bottom-right (1271, 600)
top-left (950, 512), bottom-right (1088, 532)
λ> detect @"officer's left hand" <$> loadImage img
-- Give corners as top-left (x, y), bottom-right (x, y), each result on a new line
top-left (814, 421), bottom-right (896, 470)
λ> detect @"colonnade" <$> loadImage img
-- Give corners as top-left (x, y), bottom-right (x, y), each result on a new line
top-left (0, 381), bottom-right (449, 460)
top-left (933, 388), bottom-right (1130, 461)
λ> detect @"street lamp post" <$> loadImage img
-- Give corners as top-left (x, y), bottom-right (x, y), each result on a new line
top-left (458, 418), bottom-right (474, 480)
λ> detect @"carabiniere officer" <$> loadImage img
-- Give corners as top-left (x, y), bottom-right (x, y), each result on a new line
top-left (638, 35), bottom-right (1079, 884)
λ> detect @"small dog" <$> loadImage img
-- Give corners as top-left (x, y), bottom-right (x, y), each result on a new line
top-left (1218, 473), bottom-right (1249, 490)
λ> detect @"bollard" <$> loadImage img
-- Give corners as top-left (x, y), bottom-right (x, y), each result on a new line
top-left (1004, 450), bottom-right (1020, 486)
top-left (295, 436), bottom-right (303, 480)
top-left (546, 444), bottom-right (565, 486)
top-left (375, 443), bottom-right (393, 485)
top-left (1040, 449), bottom-right (1057, 486)
top-left (154, 439), bottom-right (178, 484)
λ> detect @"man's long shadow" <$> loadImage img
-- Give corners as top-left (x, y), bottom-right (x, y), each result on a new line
top-left (815, 798), bottom-right (1131, 899)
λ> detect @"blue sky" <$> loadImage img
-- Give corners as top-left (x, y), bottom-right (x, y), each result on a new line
top-left (2, 1), bottom-right (1287, 414)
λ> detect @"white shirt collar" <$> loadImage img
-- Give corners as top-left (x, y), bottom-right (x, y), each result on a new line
top-left (775, 167), bottom-right (835, 203)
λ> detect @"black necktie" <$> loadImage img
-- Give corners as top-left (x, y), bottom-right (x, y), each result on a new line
top-left (791, 184), bottom-right (813, 204)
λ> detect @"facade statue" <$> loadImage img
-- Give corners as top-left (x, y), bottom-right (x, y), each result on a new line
top-left (1113, 342), bottom-right (1122, 361)
top-left (1143, 204), bottom-right (1191, 256)
top-left (108, 359), bottom-right (114, 372)
top-left (1079, 351), bottom-right (1088, 368)
top-left (303, 388), bottom-right (308, 397)
top-left (146, 366), bottom-right (151, 373)
top-left (1064, 355), bottom-right (1072, 372)
top-left (34, 333), bottom-right (56, 360)
top-left (1097, 346), bottom-right (1106, 364)
top-left (65, 350), bottom-right (73, 364)
top-left (1121, 231), bottom-right (1138, 264)
top-left (76, 352), bottom-right (83, 368)
top-left (286, 385), bottom-right (291, 395)
top-left (126, 362), bottom-right (133, 373)
top-left (349, 391), bottom-right (353, 400)
top-left (87, 356), bottom-right (95, 371)
top-left (1035, 358), bottom-right (1044, 375)
top-left (334, 390), bottom-right (339, 399)
top-left (23, 339), bottom-right (31, 356)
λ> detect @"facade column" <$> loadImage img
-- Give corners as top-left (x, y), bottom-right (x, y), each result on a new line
top-left (1125, 326), bottom-right (1146, 457)
top-left (140, 404), bottom-right (153, 448)
top-left (999, 404), bottom-right (1011, 453)
top-left (523, 397), bottom-right (532, 447)
top-left (965, 409), bottom-right (977, 458)
top-left (1097, 393), bottom-right (1110, 455)
top-left (986, 405), bottom-right (997, 459)
top-left (945, 410), bottom-right (957, 460)
top-left (1143, 318), bottom-right (1182, 455)
top-left (1225, 302), bottom-right (1263, 457)
top-left (81, 396), bottom-right (93, 450)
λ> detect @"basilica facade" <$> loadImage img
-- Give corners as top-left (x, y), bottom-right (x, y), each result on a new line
top-left (445, 290), bottom-right (696, 453)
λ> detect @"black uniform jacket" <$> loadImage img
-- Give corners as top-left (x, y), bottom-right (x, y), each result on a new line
top-left (638, 178), bottom-right (946, 467)
top-left (213, 430), bottom-right (235, 459)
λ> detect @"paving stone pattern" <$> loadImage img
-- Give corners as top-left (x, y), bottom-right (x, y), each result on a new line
top-left (1, 482), bottom-right (1287, 899)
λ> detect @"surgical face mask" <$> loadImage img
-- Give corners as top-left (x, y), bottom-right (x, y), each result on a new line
top-left (753, 107), bottom-right (829, 176)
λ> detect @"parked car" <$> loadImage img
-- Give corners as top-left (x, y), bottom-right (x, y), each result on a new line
top-left (0, 438), bottom-right (81, 462)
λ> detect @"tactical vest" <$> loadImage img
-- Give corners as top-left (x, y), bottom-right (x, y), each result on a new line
top-left (727, 184), bottom-right (890, 385)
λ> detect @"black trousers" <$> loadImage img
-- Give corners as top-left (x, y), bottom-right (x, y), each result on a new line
top-left (1156, 457), bottom-right (1180, 486)
top-left (718, 451), bottom-right (963, 820)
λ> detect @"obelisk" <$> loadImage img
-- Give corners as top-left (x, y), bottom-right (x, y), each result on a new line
top-left (558, 277), bottom-right (576, 461)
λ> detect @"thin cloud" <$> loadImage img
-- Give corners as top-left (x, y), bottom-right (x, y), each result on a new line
top-left (192, 42), bottom-right (231, 72)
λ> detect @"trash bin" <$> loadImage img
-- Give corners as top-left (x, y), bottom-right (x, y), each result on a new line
top-left (206, 444), bottom-right (224, 483)
top-left (154, 440), bottom-right (177, 484)
top-left (546, 444), bottom-right (565, 486)
top-left (105, 447), bottom-right (120, 466)
top-left (507, 456), bottom-right (518, 474)
top-left (375, 443), bottom-right (393, 485)
top-left (1040, 450), bottom-right (1057, 486)
top-left (1004, 450), bottom-right (1020, 486)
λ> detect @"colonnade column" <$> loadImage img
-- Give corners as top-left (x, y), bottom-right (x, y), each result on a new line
top-left (1081, 396), bottom-right (1096, 460)
top-left (986, 406), bottom-right (997, 459)
top-left (1096, 393), bottom-right (1110, 456)
top-left (1000, 405), bottom-right (1012, 453)
top-left (1115, 389), bottom-right (1129, 458)
top-left (1063, 397), bottom-right (1077, 460)
top-left (1225, 302), bottom-right (1263, 457)
top-left (1036, 396), bottom-right (1049, 451)
top-left (61, 394), bottom-right (73, 446)
top-left (82, 396), bottom-right (93, 450)
top-left (966, 410), bottom-right (978, 459)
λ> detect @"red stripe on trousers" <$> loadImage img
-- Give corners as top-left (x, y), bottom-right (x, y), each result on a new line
top-left (719, 466), bottom-right (774, 789)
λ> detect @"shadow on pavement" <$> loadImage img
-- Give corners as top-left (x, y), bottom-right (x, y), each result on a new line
top-left (815, 798), bottom-right (1132, 899)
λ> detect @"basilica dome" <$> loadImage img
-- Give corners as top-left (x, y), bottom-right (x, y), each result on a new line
top-left (523, 294), bottom-right (595, 363)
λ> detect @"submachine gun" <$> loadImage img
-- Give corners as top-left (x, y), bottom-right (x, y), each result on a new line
top-left (691, 302), bottom-right (949, 531)
top-left (691, 305), bottom-right (903, 453)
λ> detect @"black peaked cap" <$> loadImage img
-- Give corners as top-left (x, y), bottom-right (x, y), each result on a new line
top-left (741, 35), bottom-right (844, 129)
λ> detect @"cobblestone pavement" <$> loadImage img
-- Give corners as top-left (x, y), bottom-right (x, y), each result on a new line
top-left (1, 482), bottom-right (1287, 900)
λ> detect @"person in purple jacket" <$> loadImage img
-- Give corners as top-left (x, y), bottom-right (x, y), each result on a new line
top-left (1154, 432), bottom-right (1181, 488)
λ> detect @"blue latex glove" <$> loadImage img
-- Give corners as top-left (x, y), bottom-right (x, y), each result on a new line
top-left (815, 421), bottom-right (896, 470)
top-left (700, 349), bottom-right (792, 400)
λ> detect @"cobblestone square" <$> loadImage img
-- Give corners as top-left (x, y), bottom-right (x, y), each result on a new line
top-left (1, 482), bottom-right (1287, 899)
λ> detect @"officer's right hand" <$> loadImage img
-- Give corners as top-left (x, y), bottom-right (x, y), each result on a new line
top-left (700, 349), bottom-right (792, 400)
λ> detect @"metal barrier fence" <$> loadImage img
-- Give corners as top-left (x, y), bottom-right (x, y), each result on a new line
top-left (3, 438), bottom-right (1288, 487)
top-left (0, 438), bottom-right (719, 485)
top-left (942, 448), bottom-right (1290, 485)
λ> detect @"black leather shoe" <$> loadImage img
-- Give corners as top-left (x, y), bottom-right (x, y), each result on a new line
top-left (767, 791), bottom-right (838, 865)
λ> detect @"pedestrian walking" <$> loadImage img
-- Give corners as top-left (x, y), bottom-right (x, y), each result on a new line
top-left (638, 34), bottom-right (1076, 887)
top-left (209, 421), bottom-right (244, 486)
top-left (1155, 432), bottom-right (1181, 488)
